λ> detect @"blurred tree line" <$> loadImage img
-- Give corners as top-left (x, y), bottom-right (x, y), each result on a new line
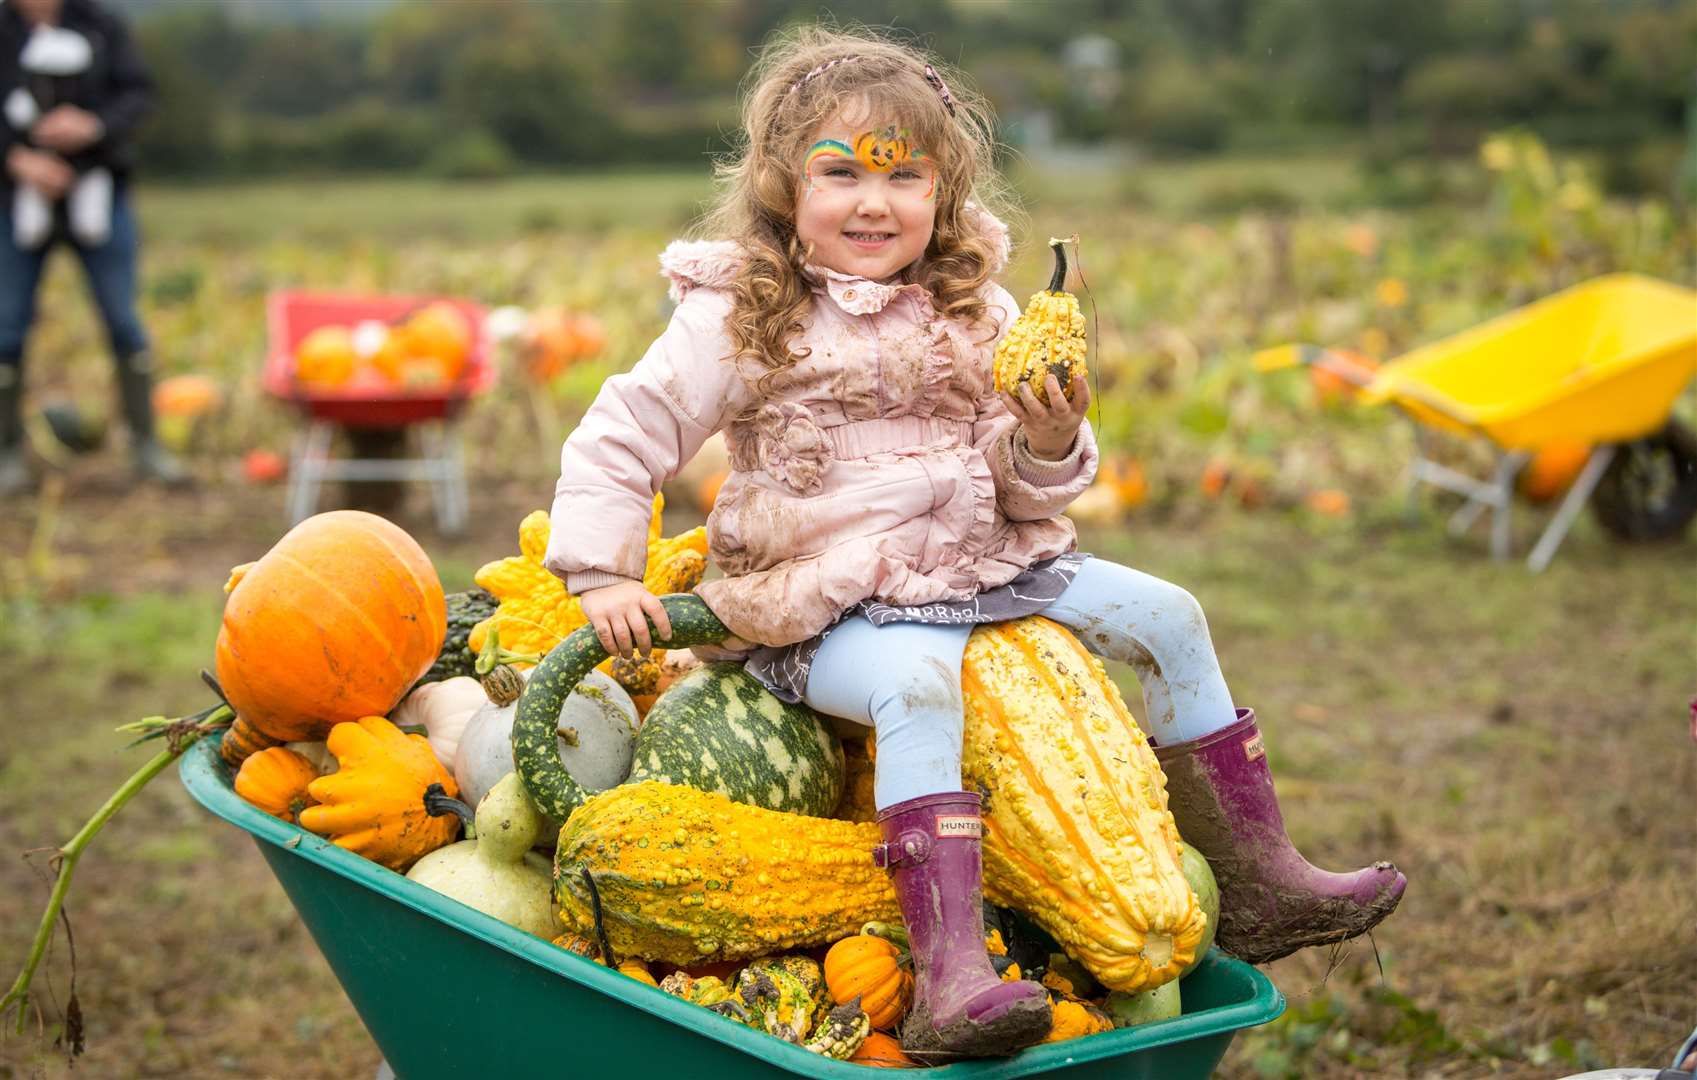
top-left (134, 0), bottom-right (1693, 190)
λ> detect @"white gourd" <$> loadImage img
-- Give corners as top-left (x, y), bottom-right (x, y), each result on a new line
top-left (391, 676), bottom-right (489, 771)
top-left (406, 772), bottom-right (555, 939)
top-left (453, 668), bottom-right (636, 821)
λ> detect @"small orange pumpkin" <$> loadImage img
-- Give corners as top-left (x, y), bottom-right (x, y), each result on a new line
top-left (400, 302), bottom-right (473, 381)
top-left (153, 374), bottom-right (222, 419)
top-left (1199, 459), bottom-right (1232, 500)
top-left (295, 326), bottom-right (358, 387)
top-left (696, 468), bottom-right (730, 513)
top-left (824, 934), bottom-right (912, 1031)
top-left (219, 715), bottom-right (283, 768)
top-left (1042, 998), bottom-right (1115, 1043)
top-left (1518, 440), bottom-right (1592, 503)
top-left (215, 511), bottom-right (447, 743)
top-left (234, 747), bottom-right (320, 823)
top-left (567, 313), bottom-right (606, 359)
top-left (1100, 456), bottom-right (1148, 508)
top-left (365, 326), bottom-right (411, 384)
top-left (1305, 488), bottom-right (1352, 516)
top-left (850, 1031), bottom-right (916, 1068)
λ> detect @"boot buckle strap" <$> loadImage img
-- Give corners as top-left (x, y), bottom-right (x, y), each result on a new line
top-left (871, 828), bottom-right (933, 869)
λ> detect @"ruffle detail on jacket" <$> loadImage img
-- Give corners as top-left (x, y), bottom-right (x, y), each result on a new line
top-left (950, 445), bottom-right (1001, 579)
top-left (919, 320), bottom-right (955, 415)
top-left (749, 401), bottom-right (833, 496)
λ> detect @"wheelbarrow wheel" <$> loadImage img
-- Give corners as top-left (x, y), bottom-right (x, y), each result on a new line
top-left (1590, 419), bottom-right (1697, 542)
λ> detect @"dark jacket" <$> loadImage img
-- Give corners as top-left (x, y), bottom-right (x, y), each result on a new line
top-left (0, 0), bottom-right (151, 183)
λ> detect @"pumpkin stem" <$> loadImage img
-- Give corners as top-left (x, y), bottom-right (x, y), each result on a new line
top-left (861, 920), bottom-right (910, 950)
top-left (1045, 238), bottom-right (1069, 294)
top-left (199, 669), bottom-right (232, 709)
top-left (475, 624), bottom-right (543, 677)
top-left (480, 663), bottom-right (525, 706)
top-left (422, 782), bottom-right (476, 840)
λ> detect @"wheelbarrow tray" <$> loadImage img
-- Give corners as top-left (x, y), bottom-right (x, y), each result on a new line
top-left (180, 738), bottom-right (1283, 1079)
top-left (1360, 273), bottom-right (1697, 450)
top-left (262, 290), bottom-right (496, 428)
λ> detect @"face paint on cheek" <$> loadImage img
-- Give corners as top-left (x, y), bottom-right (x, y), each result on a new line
top-left (910, 149), bottom-right (937, 200)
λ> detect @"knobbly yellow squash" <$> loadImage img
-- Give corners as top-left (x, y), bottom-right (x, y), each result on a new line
top-left (554, 782), bottom-right (899, 963)
top-left (992, 239), bottom-right (1087, 405)
top-left (964, 615), bottom-right (1206, 992)
top-left (553, 614), bottom-right (1203, 991)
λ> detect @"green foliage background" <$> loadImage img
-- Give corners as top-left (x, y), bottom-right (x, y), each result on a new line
top-left (130, 0), bottom-right (1697, 194)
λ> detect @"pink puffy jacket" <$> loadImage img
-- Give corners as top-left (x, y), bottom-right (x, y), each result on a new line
top-left (544, 214), bottom-right (1098, 647)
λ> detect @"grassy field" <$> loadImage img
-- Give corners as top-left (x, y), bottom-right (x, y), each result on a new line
top-left (2, 151), bottom-right (1694, 1078)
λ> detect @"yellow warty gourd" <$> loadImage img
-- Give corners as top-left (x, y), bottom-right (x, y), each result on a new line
top-left (554, 782), bottom-right (901, 963)
top-left (468, 496), bottom-right (707, 692)
top-left (992, 238), bottom-right (1087, 406)
top-left (554, 617), bottom-right (1203, 991)
top-left (963, 616), bottom-right (1205, 992)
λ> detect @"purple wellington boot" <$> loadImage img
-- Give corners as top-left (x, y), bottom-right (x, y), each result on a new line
top-left (874, 792), bottom-right (1051, 1062)
top-left (1154, 709), bottom-right (1406, 965)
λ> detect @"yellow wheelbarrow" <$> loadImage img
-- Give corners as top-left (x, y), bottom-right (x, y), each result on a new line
top-left (1257, 273), bottom-right (1697, 571)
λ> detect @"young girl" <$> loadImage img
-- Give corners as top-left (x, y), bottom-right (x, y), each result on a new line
top-left (546, 27), bottom-right (1405, 1059)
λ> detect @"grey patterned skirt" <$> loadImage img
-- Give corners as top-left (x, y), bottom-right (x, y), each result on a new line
top-left (742, 551), bottom-right (1091, 704)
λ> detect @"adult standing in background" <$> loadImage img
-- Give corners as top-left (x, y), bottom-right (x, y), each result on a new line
top-left (0, 0), bottom-right (184, 495)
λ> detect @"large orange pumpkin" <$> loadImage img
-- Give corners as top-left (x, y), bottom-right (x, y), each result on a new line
top-left (215, 511), bottom-right (447, 742)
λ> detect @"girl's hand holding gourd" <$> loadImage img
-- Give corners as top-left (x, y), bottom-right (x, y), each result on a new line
top-left (579, 580), bottom-right (673, 660)
top-left (1002, 373), bottom-right (1091, 460)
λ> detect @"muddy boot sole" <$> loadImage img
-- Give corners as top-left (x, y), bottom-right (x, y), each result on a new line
top-left (1217, 868), bottom-right (1406, 965)
top-left (900, 995), bottom-right (1052, 1064)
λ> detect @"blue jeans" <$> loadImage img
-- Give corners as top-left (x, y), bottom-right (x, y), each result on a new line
top-left (0, 186), bottom-right (149, 371)
top-left (802, 556), bottom-right (1240, 808)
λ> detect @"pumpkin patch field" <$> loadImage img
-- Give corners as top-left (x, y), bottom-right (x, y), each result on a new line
top-left (1, 152), bottom-right (1693, 1079)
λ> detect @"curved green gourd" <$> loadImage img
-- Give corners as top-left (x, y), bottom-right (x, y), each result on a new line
top-left (513, 593), bottom-right (730, 825)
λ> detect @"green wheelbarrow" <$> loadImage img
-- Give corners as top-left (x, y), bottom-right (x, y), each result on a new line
top-left (180, 738), bottom-right (1283, 1079)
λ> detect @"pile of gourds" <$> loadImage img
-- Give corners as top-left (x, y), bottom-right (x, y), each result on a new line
top-left (221, 507), bottom-right (1221, 1064)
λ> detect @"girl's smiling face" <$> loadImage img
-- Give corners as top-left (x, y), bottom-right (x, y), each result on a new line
top-left (794, 107), bottom-right (937, 282)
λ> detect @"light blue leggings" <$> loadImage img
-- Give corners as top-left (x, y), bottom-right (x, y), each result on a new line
top-left (802, 557), bottom-right (1238, 809)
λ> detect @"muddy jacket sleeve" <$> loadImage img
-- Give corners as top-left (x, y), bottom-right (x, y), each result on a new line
top-left (545, 289), bottom-right (753, 591)
top-left (971, 284), bottom-right (1099, 522)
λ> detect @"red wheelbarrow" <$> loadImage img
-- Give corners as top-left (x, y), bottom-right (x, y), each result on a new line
top-left (262, 291), bottom-right (495, 535)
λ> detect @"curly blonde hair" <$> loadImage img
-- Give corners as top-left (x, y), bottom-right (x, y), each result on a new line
top-left (698, 25), bottom-right (1016, 387)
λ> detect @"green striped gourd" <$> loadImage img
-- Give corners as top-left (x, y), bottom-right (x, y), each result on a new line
top-left (513, 593), bottom-right (843, 826)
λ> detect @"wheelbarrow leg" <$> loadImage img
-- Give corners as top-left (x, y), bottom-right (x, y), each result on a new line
top-left (444, 426), bottom-right (468, 535)
top-left (285, 420), bottom-right (333, 525)
top-left (1526, 445), bottom-right (1616, 573)
top-left (423, 422), bottom-right (468, 537)
top-left (1488, 452), bottom-right (1526, 561)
